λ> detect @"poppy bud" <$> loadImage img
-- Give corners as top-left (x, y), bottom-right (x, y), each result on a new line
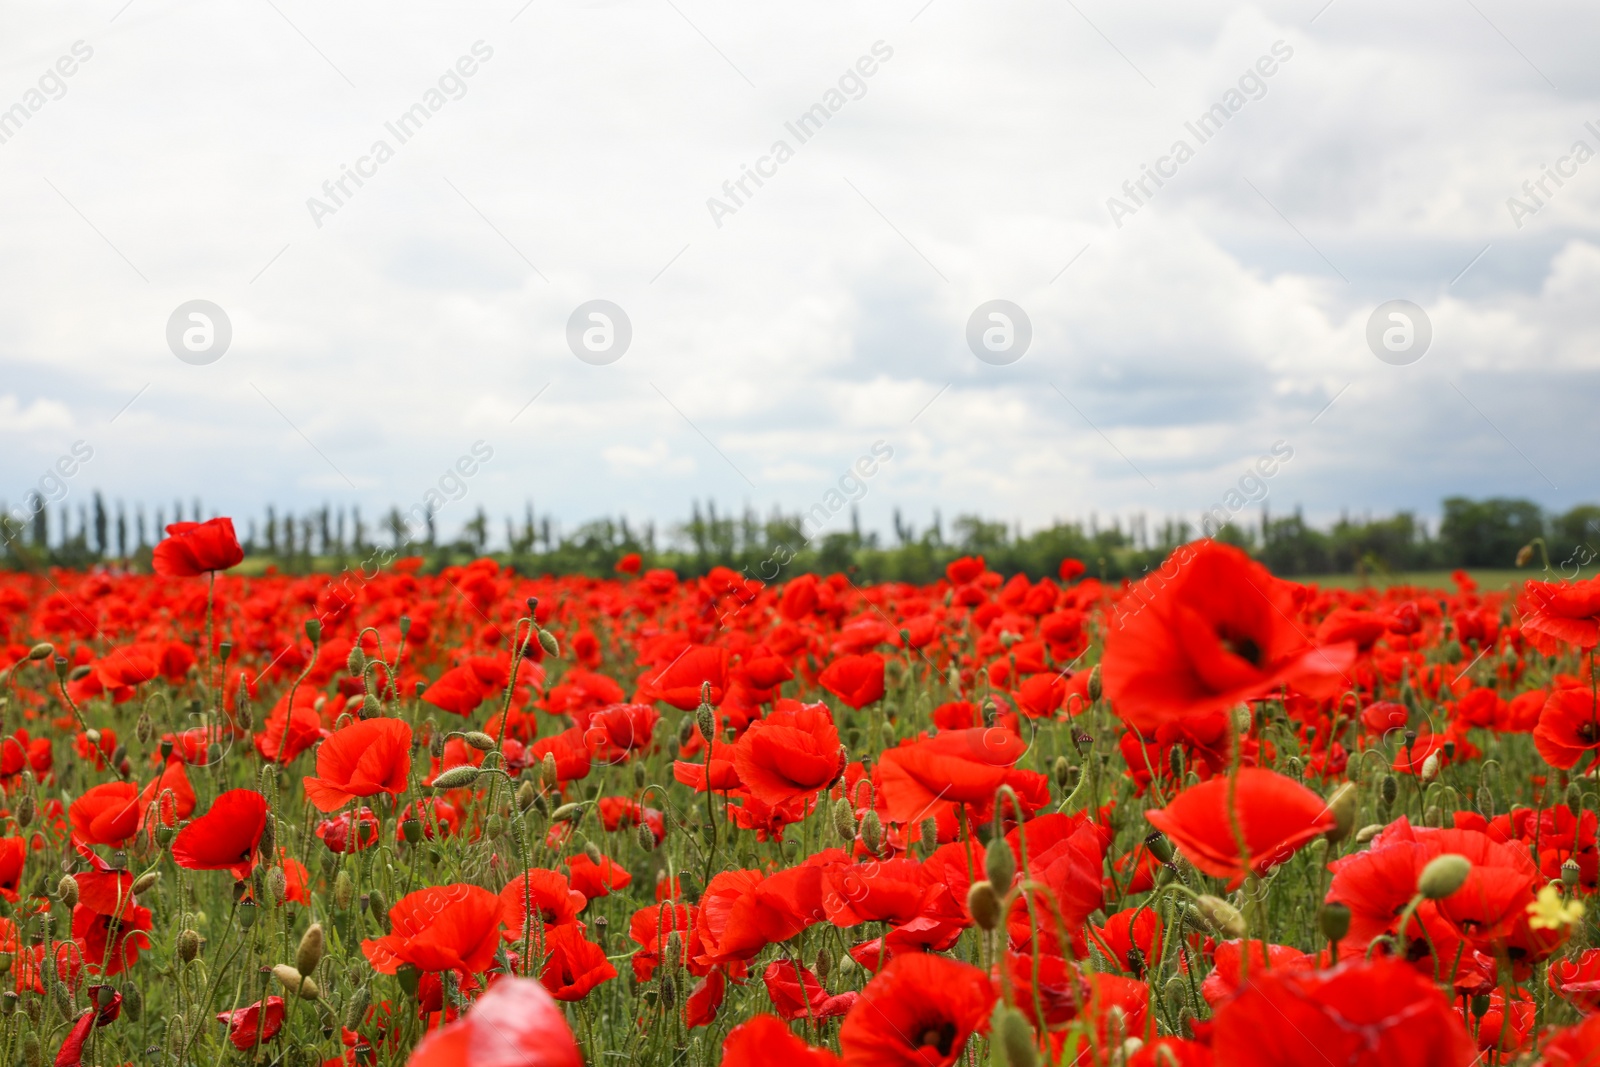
top-left (991, 1003), bottom-right (1039, 1067)
top-left (1052, 756), bottom-right (1072, 790)
top-left (1146, 832), bottom-right (1174, 864)
top-left (1194, 895), bottom-right (1247, 939)
top-left (265, 866), bottom-right (287, 904)
top-left (512, 781), bottom-right (536, 814)
top-left (14, 794), bottom-right (33, 830)
top-left (396, 963), bottom-right (421, 997)
top-left (56, 875), bottom-right (78, 908)
top-left (966, 880), bottom-right (1001, 930)
top-left (1563, 858), bottom-right (1581, 889)
top-left (1087, 665), bottom-right (1102, 702)
top-left (297, 923), bottom-right (324, 976)
top-left (274, 963), bottom-right (319, 1000)
top-left (985, 836), bottom-right (1016, 890)
top-left (538, 629), bottom-right (560, 657)
top-left (1419, 752), bottom-right (1441, 782)
top-left (1379, 775), bottom-right (1398, 809)
top-left (304, 618), bottom-right (321, 643)
top-left (27, 642), bottom-right (53, 661)
top-left (486, 813), bottom-right (504, 838)
top-left (1169, 746), bottom-right (1185, 782)
top-left (177, 929), bottom-right (201, 962)
top-left (551, 802), bottom-right (585, 823)
top-left (415, 680), bottom-right (427, 699)
top-left (1567, 783), bottom-right (1583, 818)
top-left (1424, 805), bottom-right (1442, 828)
top-left (132, 871), bottom-right (159, 897)
top-left (539, 752), bottom-right (560, 792)
top-left (832, 798), bottom-right (857, 843)
top-left (433, 765), bottom-right (482, 790)
top-left (660, 971), bottom-right (677, 1008)
top-left (123, 983), bottom-right (142, 1021)
top-left (1354, 823), bottom-right (1384, 844)
top-left (919, 818), bottom-right (938, 853)
top-left (1323, 782), bottom-right (1358, 842)
top-left (1162, 976), bottom-right (1189, 1016)
top-left (1319, 902), bottom-right (1351, 944)
top-left (21, 1032), bottom-right (39, 1067)
top-left (695, 704), bottom-right (716, 744)
top-left (1418, 854), bottom-right (1471, 900)
top-left (860, 810), bottom-right (883, 855)
top-left (1478, 787), bottom-right (1496, 819)
top-left (460, 731), bottom-right (497, 752)
top-left (637, 821), bottom-right (657, 852)
top-left (399, 614), bottom-right (412, 636)
top-left (814, 949), bottom-right (831, 980)
top-left (1470, 993), bottom-right (1491, 1018)
top-left (333, 871), bottom-right (355, 910)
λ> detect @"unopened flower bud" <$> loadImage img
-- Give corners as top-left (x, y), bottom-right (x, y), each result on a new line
top-left (296, 923), bottom-right (324, 977)
top-left (432, 765), bottom-right (481, 790)
top-left (132, 871), bottom-right (160, 897)
top-left (985, 836), bottom-right (1016, 890)
top-left (274, 963), bottom-right (319, 1000)
top-left (1324, 782), bottom-right (1358, 842)
top-left (966, 881), bottom-right (1001, 931)
top-left (462, 731), bottom-right (497, 752)
top-left (1319, 902), bottom-right (1351, 944)
top-left (991, 1003), bottom-right (1038, 1067)
top-left (1418, 854), bottom-right (1471, 900)
top-left (266, 866), bottom-right (287, 904)
top-left (695, 704), bottom-right (716, 744)
top-left (27, 642), bottom-right (53, 661)
top-left (177, 929), bottom-right (201, 962)
top-left (1379, 775), bottom-right (1398, 809)
top-left (1419, 751), bottom-right (1441, 783)
top-left (14, 794), bottom-right (33, 829)
top-left (1052, 756), bottom-right (1072, 790)
top-left (541, 753), bottom-right (560, 791)
top-left (1194, 895), bottom-right (1247, 939)
top-left (637, 821), bottom-right (657, 852)
top-left (832, 798), bottom-right (857, 843)
top-left (333, 871), bottom-right (355, 910)
top-left (56, 875), bottom-right (78, 909)
top-left (919, 818), bottom-right (938, 853)
top-left (538, 629), bottom-right (560, 657)
top-left (860, 810), bottom-right (882, 855)
top-left (1087, 665), bottom-right (1102, 702)
top-left (344, 984), bottom-right (371, 1029)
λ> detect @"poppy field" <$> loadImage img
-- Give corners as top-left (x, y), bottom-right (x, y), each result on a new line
top-left (3, 517), bottom-right (1600, 1067)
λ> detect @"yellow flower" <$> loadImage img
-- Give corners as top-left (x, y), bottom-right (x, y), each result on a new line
top-left (1527, 884), bottom-right (1585, 932)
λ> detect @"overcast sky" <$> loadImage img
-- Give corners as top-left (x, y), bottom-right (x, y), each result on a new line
top-left (2, 0), bottom-right (1597, 547)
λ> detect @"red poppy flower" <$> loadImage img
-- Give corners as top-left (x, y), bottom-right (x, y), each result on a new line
top-left (628, 903), bottom-right (699, 981)
top-left (68, 781), bottom-right (141, 847)
top-left (139, 757), bottom-right (197, 829)
top-left (641, 645), bottom-right (729, 710)
top-left (317, 808), bottom-right (380, 853)
top-left (172, 788), bottom-right (269, 881)
top-left (818, 653), bottom-right (886, 709)
top-left (733, 701), bottom-right (843, 805)
top-left (616, 552), bottom-right (643, 575)
top-left (581, 702), bottom-right (660, 764)
top-left (1101, 540), bottom-right (1355, 734)
top-left (363, 884), bottom-right (506, 975)
top-left (1548, 948), bottom-right (1600, 1013)
top-left (1462, 987), bottom-right (1536, 1054)
top-left (217, 996), bottom-right (285, 1051)
top-left (254, 689), bottom-right (327, 764)
top-left (1535, 688), bottom-right (1600, 769)
top-left (839, 952), bottom-right (996, 1067)
top-left (1199, 940), bottom-right (1313, 1006)
top-left (876, 728), bottom-right (1029, 825)
top-left (407, 976), bottom-right (582, 1067)
top-left (1210, 957), bottom-right (1475, 1066)
top-left (674, 740), bottom-right (743, 793)
top-left (720, 1014), bottom-right (841, 1067)
top-left (1519, 576), bottom-right (1600, 653)
top-left (302, 717), bottom-right (412, 812)
top-left (500, 868), bottom-right (587, 936)
top-left (538, 924), bottom-right (616, 1001)
top-left (0, 836), bottom-right (24, 902)
top-left (1537, 1012), bottom-right (1600, 1066)
top-left (55, 988), bottom-right (120, 1067)
top-left (566, 853), bottom-right (632, 900)
top-left (151, 517), bottom-right (244, 577)
top-left (1144, 768), bottom-right (1336, 888)
top-left (527, 727), bottom-right (593, 785)
top-left (73, 898), bottom-right (152, 975)
top-left (762, 958), bottom-right (857, 1020)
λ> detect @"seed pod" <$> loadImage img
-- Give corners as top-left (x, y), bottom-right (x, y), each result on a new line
top-left (538, 629), bottom-right (560, 657)
top-left (985, 834), bottom-right (1016, 890)
top-left (1562, 858), bottom-right (1581, 889)
top-left (396, 963), bottom-right (421, 997)
top-left (1146, 833), bottom-right (1174, 864)
top-left (695, 703), bottom-right (716, 744)
top-left (56, 875), bottom-right (79, 909)
top-left (296, 923), bottom-right (325, 976)
top-left (347, 646), bottom-right (366, 677)
top-left (1418, 854), bottom-right (1471, 900)
top-left (832, 798), bottom-right (857, 843)
top-left (966, 881), bottom-right (1001, 931)
top-left (1470, 993), bottom-right (1491, 1018)
top-left (1319, 902), bottom-right (1351, 944)
top-left (991, 1003), bottom-right (1039, 1067)
top-left (177, 929), bottom-right (201, 962)
top-left (333, 871), bottom-right (355, 910)
top-left (860, 810), bottom-right (883, 855)
top-left (14, 794), bottom-right (33, 829)
top-left (1087, 665), bottom-right (1102, 702)
top-left (266, 866), bottom-right (287, 904)
top-left (919, 819), bottom-right (938, 854)
top-left (433, 765), bottom-right (482, 790)
top-left (274, 963), bottom-right (320, 1000)
top-left (1194, 895), bottom-right (1247, 939)
top-left (28, 642), bottom-right (53, 661)
top-left (238, 901), bottom-right (259, 929)
top-left (1379, 775), bottom-right (1398, 809)
top-left (637, 821), bottom-right (657, 852)
top-left (541, 753), bottom-right (560, 792)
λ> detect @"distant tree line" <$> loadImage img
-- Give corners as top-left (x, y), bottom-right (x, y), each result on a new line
top-left (2, 493), bottom-right (1595, 582)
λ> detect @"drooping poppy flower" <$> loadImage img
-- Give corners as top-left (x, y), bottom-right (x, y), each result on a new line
top-left (733, 701), bottom-right (844, 805)
top-left (762, 958), bottom-right (857, 1020)
top-left (720, 1014), bottom-right (841, 1067)
top-left (172, 788), bottom-right (270, 881)
top-left (55, 988), bottom-right (120, 1067)
top-left (407, 976), bottom-right (582, 1067)
top-left (875, 728), bottom-right (1029, 825)
top-left (1144, 768), bottom-right (1336, 888)
top-left (1535, 688), bottom-right (1600, 769)
top-left (68, 781), bottom-right (141, 847)
top-left (362, 884), bottom-right (506, 976)
top-left (217, 996), bottom-right (285, 1051)
top-left (565, 853), bottom-right (631, 900)
top-left (73, 897), bottom-right (153, 975)
top-left (151, 517), bottom-right (244, 577)
top-left (538, 924), bottom-right (616, 1001)
top-left (302, 717), bottom-right (412, 812)
top-left (1211, 957), bottom-right (1475, 1066)
top-left (818, 652), bottom-right (886, 709)
top-left (838, 952), bottom-right (996, 1067)
top-left (1101, 540), bottom-right (1355, 733)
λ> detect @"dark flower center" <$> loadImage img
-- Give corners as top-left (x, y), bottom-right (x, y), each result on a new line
top-left (917, 1022), bottom-right (957, 1055)
top-left (1578, 721), bottom-right (1599, 744)
top-left (1218, 628), bottom-right (1263, 666)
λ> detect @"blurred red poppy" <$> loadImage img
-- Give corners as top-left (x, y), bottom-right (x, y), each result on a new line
top-left (818, 653), bottom-right (885, 709)
top-left (720, 1014), bottom-right (841, 1067)
top-left (839, 952), bottom-right (995, 1067)
top-left (407, 977), bottom-right (582, 1067)
top-left (1144, 768), bottom-right (1335, 888)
